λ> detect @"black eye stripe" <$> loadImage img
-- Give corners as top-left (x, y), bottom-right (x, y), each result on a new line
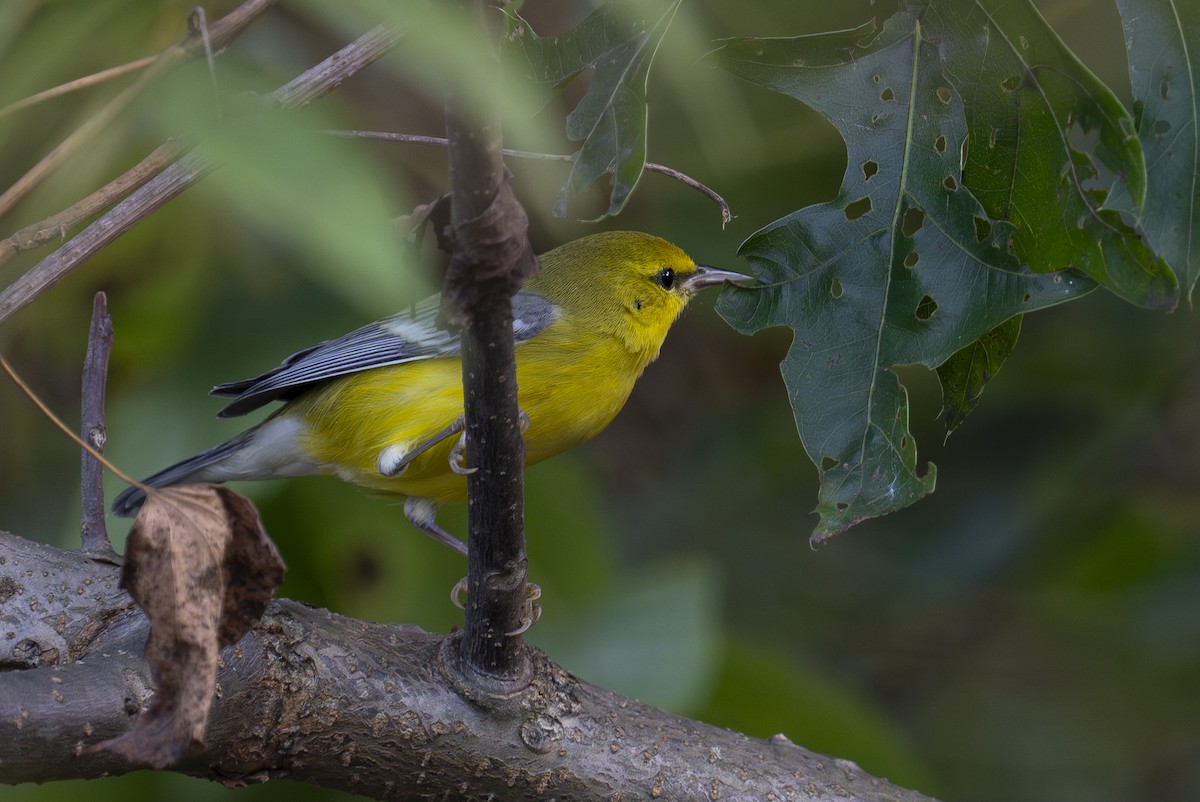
top-left (655, 267), bottom-right (675, 290)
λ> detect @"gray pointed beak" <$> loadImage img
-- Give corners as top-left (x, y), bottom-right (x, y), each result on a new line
top-left (682, 264), bottom-right (754, 292)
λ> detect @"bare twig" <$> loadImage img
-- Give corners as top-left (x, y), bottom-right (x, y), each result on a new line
top-left (330, 129), bottom-right (734, 226)
top-left (0, 152), bottom-right (213, 326)
top-left (0, 141), bottom-right (181, 269)
top-left (0, 24), bottom-right (403, 326)
top-left (642, 161), bottom-right (733, 226)
top-left (0, 65), bottom-right (169, 220)
top-left (0, 0), bottom-right (280, 220)
top-left (80, 292), bottom-right (115, 555)
top-left (0, 56), bottom-right (158, 119)
top-left (271, 25), bottom-right (404, 109)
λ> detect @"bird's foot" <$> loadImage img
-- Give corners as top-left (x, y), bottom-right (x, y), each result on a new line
top-left (506, 582), bottom-right (542, 636)
top-left (447, 410), bottom-right (529, 475)
top-left (449, 430), bottom-right (475, 475)
top-left (449, 578), bottom-right (542, 636)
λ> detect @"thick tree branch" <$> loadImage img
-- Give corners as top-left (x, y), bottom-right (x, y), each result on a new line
top-left (0, 531), bottom-right (939, 802)
top-left (442, 1), bottom-right (538, 686)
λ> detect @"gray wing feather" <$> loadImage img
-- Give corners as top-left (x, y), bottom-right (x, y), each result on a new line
top-left (213, 291), bottom-right (558, 418)
top-left (110, 428), bottom-right (258, 515)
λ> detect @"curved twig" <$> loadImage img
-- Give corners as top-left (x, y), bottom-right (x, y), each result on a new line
top-left (0, 352), bottom-right (139, 488)
top-left (329, 129), bottom-right (734, 226)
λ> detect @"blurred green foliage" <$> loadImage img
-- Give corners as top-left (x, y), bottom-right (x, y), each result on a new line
top-left (2, 2), bottom-right (1198, 802)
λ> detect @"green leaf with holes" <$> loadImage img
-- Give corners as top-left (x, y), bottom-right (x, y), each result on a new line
top-left (503, 0), bottom-right (682, 219)
top-left (923, 0), bottom-right (1177, 309)
top-left (714, 9), bottom-right (1091, 543)
top-left (938, 315), bottom-right (1023, 437)
top-left (1115, 0), bottom-right (1200, 300)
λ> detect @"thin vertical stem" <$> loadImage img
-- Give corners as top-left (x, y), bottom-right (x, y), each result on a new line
top-left (442, 0), bottom-right (537, 687)
top-left (80, 292), bottom-right (114, 553)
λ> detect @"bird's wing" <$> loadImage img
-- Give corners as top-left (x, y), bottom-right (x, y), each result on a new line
top-left (212, 291), bottom-right (559, 418)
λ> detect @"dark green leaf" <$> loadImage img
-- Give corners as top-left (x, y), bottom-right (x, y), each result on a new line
top-left (715, 10), bottom-right (1091, 542)
top-left (1116, 0), bottom-right (1200, 300)
top-left (924, 0), bottom-right (1178, 309)
top-left (938, 314), bottom-right (1022, 437)
top-left (504, 0), bottom-right (682, 218)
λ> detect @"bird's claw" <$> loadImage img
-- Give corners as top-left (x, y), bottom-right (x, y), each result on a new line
top-left (451, 576), bottom-right (469, 609)
top-left (449, 431), bottom-right (476, 475)
top-left (446, 411), bottom-right (527, 474)
top-left (505, 582), bottom-right (542, 636)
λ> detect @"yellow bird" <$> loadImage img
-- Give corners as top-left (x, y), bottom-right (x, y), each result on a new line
top-left (112, 231), bottom-right (748, 553)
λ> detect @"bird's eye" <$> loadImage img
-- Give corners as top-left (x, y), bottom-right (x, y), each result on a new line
top-left (655, 267), bottom-right (676, 290)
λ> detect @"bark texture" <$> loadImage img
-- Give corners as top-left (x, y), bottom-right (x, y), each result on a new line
top-left (0, 531), bottom-right (938, 802)
top-left (442, 0), bottom-right (540, 687)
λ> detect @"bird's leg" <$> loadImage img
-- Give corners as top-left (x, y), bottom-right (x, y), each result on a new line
top-left (403, 497), bottom-right (467, 555)
top-left (378, 416), bottom-right (465, 477)
top-left (449, 409), bottom-right (529, 475)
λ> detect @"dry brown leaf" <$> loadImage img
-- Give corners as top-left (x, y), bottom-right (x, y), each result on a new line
top-left (97, 484), bottom-right (284, 768)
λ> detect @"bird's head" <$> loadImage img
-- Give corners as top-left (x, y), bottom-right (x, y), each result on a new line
top-left (532, 231), bottom-right (749, 362)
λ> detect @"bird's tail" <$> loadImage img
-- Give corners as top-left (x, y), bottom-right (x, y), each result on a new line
top-left (110, 428), bottom-right (259, 516)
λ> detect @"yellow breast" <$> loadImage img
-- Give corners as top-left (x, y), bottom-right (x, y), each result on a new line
top-left (289, 321), bottom-right (645, 504)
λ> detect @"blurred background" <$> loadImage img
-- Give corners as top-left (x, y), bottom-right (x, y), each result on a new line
top-left (2, 1), bottom-right (1197, 800)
